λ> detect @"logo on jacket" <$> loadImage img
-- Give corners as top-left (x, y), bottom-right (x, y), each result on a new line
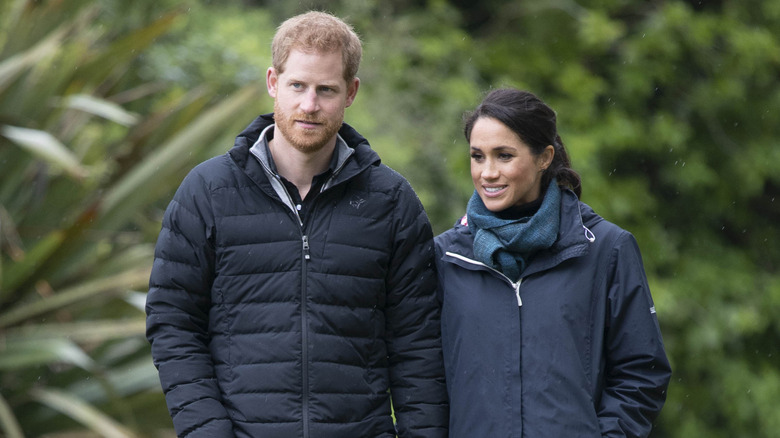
top-left (350, 196), bottom-right (366, 209)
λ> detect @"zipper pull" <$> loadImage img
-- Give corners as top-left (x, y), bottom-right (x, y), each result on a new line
top-left (302, 235), bottom-right (311, 260)
top-left (514, 281), bottom-right (522, 307)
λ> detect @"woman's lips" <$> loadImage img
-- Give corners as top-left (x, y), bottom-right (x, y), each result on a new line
top-left (482, 185), bottom-right (507, 197)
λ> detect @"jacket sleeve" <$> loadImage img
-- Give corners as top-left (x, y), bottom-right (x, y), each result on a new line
top-left (145, 168), bottom-right (235, 438)
top-left (384, 180), bottom-right (449, 438)
top-left (597, 231), bottom-right (672, 438)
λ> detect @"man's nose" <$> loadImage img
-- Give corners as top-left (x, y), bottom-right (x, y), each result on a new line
top-left (300, 89), bottom-right (319, 113)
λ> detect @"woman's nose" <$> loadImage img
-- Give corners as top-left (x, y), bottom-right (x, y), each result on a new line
top-left (481, 161), bottom-right (499, 179)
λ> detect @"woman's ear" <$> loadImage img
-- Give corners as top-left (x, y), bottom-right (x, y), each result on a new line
top-left (540, 145), bottom-right (555, 170)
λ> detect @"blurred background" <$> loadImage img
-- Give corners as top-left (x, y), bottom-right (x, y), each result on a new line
top-left (0, 0), bottom-right (778, 436)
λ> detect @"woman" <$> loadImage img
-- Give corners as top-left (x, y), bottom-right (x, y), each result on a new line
top-left (436, 89), bottom-right (671, 438)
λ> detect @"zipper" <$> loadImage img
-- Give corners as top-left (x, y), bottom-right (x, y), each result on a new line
top-left (262, 166), bottom-right (310, 435)
top-left (445, 252), bottom-right (523, 306)
top-left (253, 140), bottom-right (355, 436)
top-left (301, 233), bottom-right (310, 437)
top-left (302, 235), bottom-right (311, 260)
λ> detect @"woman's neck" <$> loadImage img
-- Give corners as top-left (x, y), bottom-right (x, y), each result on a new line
top-left (496, 195), bottom-right (544, 220)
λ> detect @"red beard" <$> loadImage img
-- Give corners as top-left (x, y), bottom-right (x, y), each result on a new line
top-left (273, 100), bottom-right (343, 154)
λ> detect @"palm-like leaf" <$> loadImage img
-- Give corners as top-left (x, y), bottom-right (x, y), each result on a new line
top-left (29, 388), bottom-right (138, 438)
top-left (0, 1), bottom-right (263, 435)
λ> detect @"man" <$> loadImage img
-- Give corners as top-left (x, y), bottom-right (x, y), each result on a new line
top-left (145, 11), bottom-right (448, 438)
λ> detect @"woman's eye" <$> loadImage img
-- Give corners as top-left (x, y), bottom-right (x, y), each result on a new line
top-left (498, 153), bottom-right (513, 160)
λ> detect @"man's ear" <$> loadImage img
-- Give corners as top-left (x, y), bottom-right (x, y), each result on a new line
top-left (345, 77), bottom-right (360, 108)
top-left (266, 67), bottom-right (278, 98)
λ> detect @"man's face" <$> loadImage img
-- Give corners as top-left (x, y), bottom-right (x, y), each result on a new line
top-left (267, 49), bottom-right (359, 154)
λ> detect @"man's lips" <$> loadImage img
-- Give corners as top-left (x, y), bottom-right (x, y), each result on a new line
top-left (296, 119), bottom-right (322, 128)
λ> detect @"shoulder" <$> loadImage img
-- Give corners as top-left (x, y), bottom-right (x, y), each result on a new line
top-left (188, 153), bottom-right (235, 181)
top-left (370, 163), bottom-right (413, 190)
top-left (567, 194), bottom-right (627, 241)
top-left (177, 154), bottom-right (240, 193)
top-left (168, 154), bottom-right (243, 220)
top-left (361, 164), bottom-right (423, 211)
top-left (434, 220), bottom-right (472, 255)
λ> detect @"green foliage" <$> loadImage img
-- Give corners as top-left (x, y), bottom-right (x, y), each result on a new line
top-left (2, 0), bottom-right (778, 436)
top-left (140, 1), bottom-right (275, 95)
top-left (0, 0), bottom-right (264, 436)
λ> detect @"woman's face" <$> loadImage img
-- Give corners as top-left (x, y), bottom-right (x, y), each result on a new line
top-left (469, 117), bottom-right (554, 212)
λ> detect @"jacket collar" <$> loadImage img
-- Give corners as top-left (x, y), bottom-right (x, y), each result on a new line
top-left (228, 113), bottom-right (380, 195)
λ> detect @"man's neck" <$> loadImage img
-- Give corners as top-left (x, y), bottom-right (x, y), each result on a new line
top-left (268, 137), bottom-right (335, 200)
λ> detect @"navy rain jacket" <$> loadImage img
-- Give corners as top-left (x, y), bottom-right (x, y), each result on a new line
top-left (146, 114), bottom-right (448, 438)
top-left (436, 189), bottom-right (671, 438)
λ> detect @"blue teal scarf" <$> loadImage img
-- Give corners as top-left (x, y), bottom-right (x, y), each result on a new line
top-left (467, 180), bottom-right (561, 281)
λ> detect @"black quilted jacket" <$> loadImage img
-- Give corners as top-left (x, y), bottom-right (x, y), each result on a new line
top-left (146, 114), bottom-right (448, 438)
